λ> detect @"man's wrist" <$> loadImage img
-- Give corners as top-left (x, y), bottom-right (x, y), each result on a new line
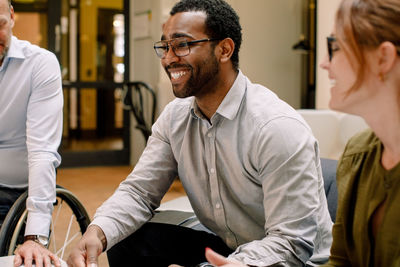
top-left (24, 235), bottom-right (49, 247)
top-left (88, 225), bottom-right (107, 252)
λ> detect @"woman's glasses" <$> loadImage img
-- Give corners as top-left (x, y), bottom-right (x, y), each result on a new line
top-left (154, 37), bottom-right (219, 59)
top-left (327, 36), bottom-right (340, 62)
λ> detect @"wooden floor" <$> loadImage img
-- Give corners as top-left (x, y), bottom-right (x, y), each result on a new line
top-left (57, 165), bottom-right (185, 267)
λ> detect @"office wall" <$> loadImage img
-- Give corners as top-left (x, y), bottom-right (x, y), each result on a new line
top-left (13, 13), bottom-right (46, 48)
top-left (315, 0), bottom-right (341, 108)
top-left (230, 0), bottom-right (304, 109)
top-left (130, 0), bottom-right (163, 164)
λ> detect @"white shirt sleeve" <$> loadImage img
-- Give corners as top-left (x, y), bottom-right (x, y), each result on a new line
top-left (24, 51), bottom-right (63, 237)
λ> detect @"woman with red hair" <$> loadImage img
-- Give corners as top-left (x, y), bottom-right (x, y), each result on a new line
top-left (319, 0), bottom-right (400, 266)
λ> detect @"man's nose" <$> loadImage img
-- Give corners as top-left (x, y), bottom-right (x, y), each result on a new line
top-left (162, 47), bottom-right (179, 65)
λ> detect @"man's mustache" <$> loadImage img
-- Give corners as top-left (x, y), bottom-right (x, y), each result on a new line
top-left (166, 64), bottom-right (192, 71)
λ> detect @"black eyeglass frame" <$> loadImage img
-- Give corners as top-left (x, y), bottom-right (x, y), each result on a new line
top-left (327, 36), bottom-right (340, 62)
top-left (153, 37), bottom-right (220, 59)
top-left (327, 36), bottom-right (400, 62)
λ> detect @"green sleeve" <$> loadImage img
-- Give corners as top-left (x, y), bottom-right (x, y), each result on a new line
top-left (321, 147), bottom-right (353, 267)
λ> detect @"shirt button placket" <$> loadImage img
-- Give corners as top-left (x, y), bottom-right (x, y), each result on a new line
top-left (207, 129), bottom-right (223, 224)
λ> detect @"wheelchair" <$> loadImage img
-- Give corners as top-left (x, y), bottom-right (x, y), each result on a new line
top-left (0, 185), bottom-right (91, 261)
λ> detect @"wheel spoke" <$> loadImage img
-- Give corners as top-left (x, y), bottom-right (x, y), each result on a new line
top-left (60, 214), bottom-right (75, 259)
top-left (1, 188), bottom-right (90, 261)
top-left (56, 231), bottom-right (80, 258)
top-left (50, 198), bottom-right (65, 252)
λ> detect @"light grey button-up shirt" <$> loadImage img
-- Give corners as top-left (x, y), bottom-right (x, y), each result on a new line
top-left (92, 71), bottom-right (332, 266)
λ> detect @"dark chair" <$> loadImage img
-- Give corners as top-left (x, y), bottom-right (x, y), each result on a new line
top-left (320, 158), bottom-right (338, 222)
top-left (123, 81), bottom-right (157, 143)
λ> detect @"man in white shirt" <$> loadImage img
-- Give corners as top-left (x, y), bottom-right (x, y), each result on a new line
top-left (0, 0), bottom-right (63, 266)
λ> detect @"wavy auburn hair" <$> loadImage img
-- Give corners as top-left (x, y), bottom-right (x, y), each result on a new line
top-left (335, 0), bottom-right (400, 92)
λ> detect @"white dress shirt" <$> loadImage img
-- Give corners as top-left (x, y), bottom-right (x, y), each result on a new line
top-left (92, 71), bottom-right (332, 266)
top-left (0, 36), bottom-right (63, 237)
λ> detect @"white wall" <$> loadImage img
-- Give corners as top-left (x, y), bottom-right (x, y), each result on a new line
top-left (129, 0), bottom-right (162, 164)
top-left (231, 0), bottom-right (304, 109)
top-left (315, 0), bottom-right (341, 108)
top-left (157, 0), bottom-right (179, 112)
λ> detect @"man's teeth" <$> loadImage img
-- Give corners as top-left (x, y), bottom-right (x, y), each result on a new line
top-left (171, 71), bottom-right (186, 79)
top-left (330, 79), bottom-right (337, 86)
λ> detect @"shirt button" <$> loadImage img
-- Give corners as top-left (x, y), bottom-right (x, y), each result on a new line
top-left (384, 182), bottom-right (391, 189)
top-left (207, 133), bottom-right (213, 138)
top-left (216, 203), bottom-right (221, 209)
top-left (210, 168), bottom-right (215, 174)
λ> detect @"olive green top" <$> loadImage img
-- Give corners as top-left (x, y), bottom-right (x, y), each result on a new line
top-left (322, 129), bottom-right (400, 267)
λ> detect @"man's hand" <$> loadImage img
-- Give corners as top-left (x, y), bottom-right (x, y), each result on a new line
top-left (13, 240), bottom-right (61, 267)
top-left (67, 225), bottom-right (106, 267)
top-left (205, 248), bottom-right (247, 267)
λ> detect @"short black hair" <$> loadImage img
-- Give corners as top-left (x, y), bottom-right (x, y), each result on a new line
top-left (170, 0), bottom-right (242, 70)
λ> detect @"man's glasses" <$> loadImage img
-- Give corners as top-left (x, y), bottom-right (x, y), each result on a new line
top-left (153, 37), bottom-right (219, 59)
top-left (327, 36), bottom-right (340, 61)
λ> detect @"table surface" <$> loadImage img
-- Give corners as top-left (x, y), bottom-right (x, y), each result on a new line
top-left (0, 256), bottom-right (67, 267)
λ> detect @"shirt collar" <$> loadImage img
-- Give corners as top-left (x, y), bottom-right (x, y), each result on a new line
top-left (215, 70), bottom-right (246, 120)
top-left (5, 36), bottom-right (25, 61)
top-left (190, 99), bottom-right (202, 120)
top-left (190, 70), bottom-right (246, 121)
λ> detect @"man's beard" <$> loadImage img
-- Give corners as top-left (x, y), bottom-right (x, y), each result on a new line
top-left (0, 45), bottom-right (9, 65)
top-left (171, 52), bottom-right (220, 98)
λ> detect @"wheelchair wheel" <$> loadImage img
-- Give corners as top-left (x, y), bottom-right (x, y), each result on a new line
top-left (0, 190), bottom-right (28, 256)
top-left (0, 186), bottom-right (91, 261)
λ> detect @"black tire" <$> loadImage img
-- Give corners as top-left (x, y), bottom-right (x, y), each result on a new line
top-left (0, 190), bottom-right (28, 256)
top-left (53, 186), bottom-right (91, 237)
top-left (0, 186), bottom-right (90, 257)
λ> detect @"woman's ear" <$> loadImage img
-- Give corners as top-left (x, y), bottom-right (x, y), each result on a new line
top-left (377, 41), bottom-right (397, 75)
top-left (217, 38), bottom-right (235, 64)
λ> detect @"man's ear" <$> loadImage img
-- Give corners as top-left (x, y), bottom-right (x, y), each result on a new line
top-left (377, 41), bottom-right (397, 75)
top-left (216, 38), bottom-right (235, 64)
top-left (10, 5), bottom-right (15, 28)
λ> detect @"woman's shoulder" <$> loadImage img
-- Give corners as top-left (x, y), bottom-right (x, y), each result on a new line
top-left (336, 129), bottom-right (378, 179)
top-left (342, 128), bottom-right (379, 157)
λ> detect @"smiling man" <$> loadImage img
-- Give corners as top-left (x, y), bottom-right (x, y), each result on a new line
top-left (67, 0), bottom-right (332, 266)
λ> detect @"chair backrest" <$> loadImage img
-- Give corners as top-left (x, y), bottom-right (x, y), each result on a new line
top-left (320, 158), bottom-right (338, 222)
top-left (297, 109), bottom-right (369, 160)
top-left (123, 81), bottom-right (157, 143)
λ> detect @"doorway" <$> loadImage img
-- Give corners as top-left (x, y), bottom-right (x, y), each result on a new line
top-left (11, 0), bottom-right (131, 167)
top-left (61, 0), bottom-right (130, 167)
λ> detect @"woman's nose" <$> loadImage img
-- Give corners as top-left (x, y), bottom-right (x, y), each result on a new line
top-left (319, 54), bottom-right (330, 70)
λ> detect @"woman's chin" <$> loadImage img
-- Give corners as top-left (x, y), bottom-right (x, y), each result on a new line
top-left (328, 100), bottom-right (342, 112)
